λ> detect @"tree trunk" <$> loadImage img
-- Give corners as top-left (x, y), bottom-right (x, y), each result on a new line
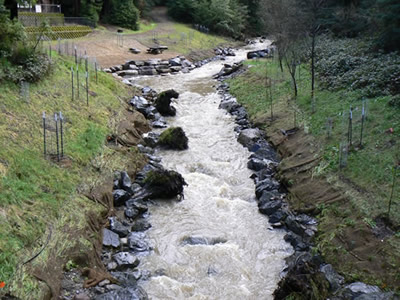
top-left (311, 32), bottom-right (315, 98)
top-left (4, 0), bottom-right (18, 20)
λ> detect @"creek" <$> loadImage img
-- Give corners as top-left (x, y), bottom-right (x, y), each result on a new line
top-left (133, 42), bottom-right (293, 299)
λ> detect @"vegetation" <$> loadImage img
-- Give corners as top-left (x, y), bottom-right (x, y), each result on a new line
top-left (158, 127), bottom-right (189, 150)
top-left (228, 37), bottom-right (400, 289)
top-left (0, 46), bottom-right (146, 298)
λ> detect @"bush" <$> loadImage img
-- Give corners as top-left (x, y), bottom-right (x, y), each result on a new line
top-left (110, 0), bottom-right (140, 30)
top-left (315, 36), bottom-right (400, 97)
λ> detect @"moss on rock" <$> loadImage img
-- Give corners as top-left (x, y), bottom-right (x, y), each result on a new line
top-left (158, 127), bottom-right (188, 150)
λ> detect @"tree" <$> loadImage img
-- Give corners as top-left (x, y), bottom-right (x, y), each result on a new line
top-left (376, 0), bottom-right (400, 51)
top-left (110, 0), bottom-right (140, 30)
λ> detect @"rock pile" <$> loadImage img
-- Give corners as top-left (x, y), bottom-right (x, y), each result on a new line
top-left (217, 80), bottom-right (395, 299)
top-left (104, 56), bottom-right (196, 82)
top-left (129, 87), bottom-right (179, 129)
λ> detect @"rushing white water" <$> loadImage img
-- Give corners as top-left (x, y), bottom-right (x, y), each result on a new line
top-left (135, 42), bottom-right (293, 299)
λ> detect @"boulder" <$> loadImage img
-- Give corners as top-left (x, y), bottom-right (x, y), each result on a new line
top-left (258, 200), bottom-right (282, 215)
top-left (169, 57), bottom-right (181, 66)
top-left (125, 208), bottom-right (140, 219)
top-left (110, 271), bottom-right (141, 286)
top-left (127, 232), bottom-right (150, 253)
top-left (129, 96), bottom-right (150, 115)
top-left (170, 66), bottom-right (182, 72)
top-left (155, 89), bottom-right (179, 116)
top-left (339, 282), bottom-right (382, 299)
top-left (131, 219), bottom-right (152, 232)
top-left (95, 287), bottom-right (148, 300)
top-left (320, 264), bottom-right (344, 292)
top-left (129, 48), bottom-right (141, 54)
top-left (247, 158), bottom-right (271, 171)
top-left (219, 99), bottom-right (241, 113)
top-left (119, 171), bottom-right (132, 191)
top-left (113, 252), bottom-right (140, 270)
top-left (113, 189), bottom-right (131, 206)
top-left (158, 127), bottom-right (189, 150)
top-left (142, 169), bottom-right (187, 199)
top-left (143, 132), bottom-right (160, 148)
top-left (181, 236), bottom-right (227, 246)
top-left (109, 217), bottom-right (131, 237)
top-left (255, 178), bottom-right (280, 198)
top-left (237, 128), bottom-right (262, 148)
top-left (103, 228), bottom-right (120, 248)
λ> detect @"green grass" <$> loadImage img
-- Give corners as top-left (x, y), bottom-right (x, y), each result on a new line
top-left (229, 59), bottom-right (400, 219)
top-left (229, 57), bottom-right (400, 288)
top-left (151, 23), bottom-right (229, 55)
top-left (0, 50), bottom-right (132, 288)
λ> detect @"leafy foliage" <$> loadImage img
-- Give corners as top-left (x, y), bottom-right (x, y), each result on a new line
top-left (166, 0), bottom-right (249, 38)
top-left (110, 0), bottom-right (140, 30)
top-left (315, 36), bottom-right (400, 96)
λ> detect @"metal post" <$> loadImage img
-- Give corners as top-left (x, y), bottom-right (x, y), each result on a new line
top-left (59, 112), bottom-right (64, 158)
top-left (71, 67), bottom-right (74, 101)
top-left (74, 46), bottom-right (78, 65)
top-left (86, 71), bottom-right (89, 107)
top-left (348, 107), bottom-right (353, 146)
top-left (95, 60), bottom-right (98, 84)
top-left (58, 38), bottom-right (61, 55)
top-left (85, 55), bottom-right (88, 73)
top-left (360, 102), bottom-right (365, 147)
top-left (43, 112), bottom-right (46, 157)
top-left (49, 43), bottom-right (52, 60)
top-left (76, 66), bottom-right (80, 99)
top-left (55, 113), bottom-right (60, 162)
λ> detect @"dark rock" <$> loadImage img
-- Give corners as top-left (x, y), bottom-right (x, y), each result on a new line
top-left (126, 198), bottom-right (148, 213)
top-left (214, 62), bottom-right (242, 79)
top-left (255, 178), bottom-right (280, 198)
top-left (285, 215), bottom-right (305, 236)
top-left (110, 217), bottom-right (131, 237)
top-left (237, 128), bottom-right (262, 148)
top-left (269, 210), bottom-right (286, 223)
top-left (181, 236), bottom-right (227, 246)
top-left (158, 127), bottom-right (188, 150)
top-left (258, 189), bottom-right (281, 203)
top-left (142, 169), bottom-right (187, 199)
top-left (320, 264), bottom-right (344, 292)
top-left (170, 66), bottom-right (182, 72)
top-left (119, 171), bottom-right (132, 191)
top-left (103, 228), bottom-right (120, 248)
top-left (258, 200), bottom-right (282, 215)
top-left (169, 57), bottom-right (181, 66)
top-left (110, 271), bottom-right (139, 286)
top-left (254, 169), bottom-right (275, 182)
top-left (339, 282), bottom-right (382, 299)
top-left (113, 252), bottom-right (140, 270)
top-left (95, 287), bottom-right (148, 300)
top-left (137, 144), bottom-right (154, 155)
top-left (155, 89), bottom-right (179, 116)
top-left (129, 48), bottom-right (141, 54)
top-left (247, 158), bottom-right (270, 171)
top-left (134, 164), bottom-right (159, 186)
top-left (125, 208), bottom-right (140, 219)
top-left (129, 96), bottom-right (149, 115)
top-left (113, 189), bottom-right (131, 206)
top-left (284, 232), bottom-right (309, 251)
top-left (152, 120), bottom-right (167, 128)
top-left (143, 132), bottom-right (160, 148)
top-left (131, 219), bottom-right (152, 232)
top-left (127, 232), bottom-right (150, 252)
top-left (144, 106), bottom-right (158, 120)
top-left (219, 99), bottom-right (241, 113)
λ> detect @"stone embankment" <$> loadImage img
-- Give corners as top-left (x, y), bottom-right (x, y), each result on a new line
top-left (216, 65), bottom-right (396, 300)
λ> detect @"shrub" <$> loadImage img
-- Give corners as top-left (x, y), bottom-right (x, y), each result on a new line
top-left (110, 0), bottom-right (140, 30)
top-left (315, 36), bottom-right (400, 97)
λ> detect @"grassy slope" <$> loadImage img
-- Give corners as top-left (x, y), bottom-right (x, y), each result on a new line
top-left (0, 52), bottom-right (144, 297)
top-left (228, 58), bottom-right (400, 288)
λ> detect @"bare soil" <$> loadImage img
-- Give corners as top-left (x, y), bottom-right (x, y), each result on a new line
top-left (73, 7), bottom-right (180, 68)
top-left (258, 105), bottom-right (400, 289)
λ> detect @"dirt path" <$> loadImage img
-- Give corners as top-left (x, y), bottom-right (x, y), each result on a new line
top-left (74, 7), bottom-right (180, 68)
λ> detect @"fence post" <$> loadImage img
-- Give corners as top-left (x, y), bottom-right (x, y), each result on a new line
top-left (55, 113), bottom-right (60, 162)
top-left (71, 67), bottom-right (74, 101)
top-left (74, 46), bottom-right (78, 65)
top-left (348, 106), bottom-right (353, 146)
top-left (43, 112), bottom-right (46, 157)
top-left (76, 66), bottom-right (80, 99)
top-left (95, 60), bottom-right (98, 84)
top-left (58, 38), bottom-right (61, 55)
top-left (59, 111), bottom-right (64, 158)
top-left (86, 71), bottom-right (89, 107)
top-left (360, 101), bottom-right (365, 147)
